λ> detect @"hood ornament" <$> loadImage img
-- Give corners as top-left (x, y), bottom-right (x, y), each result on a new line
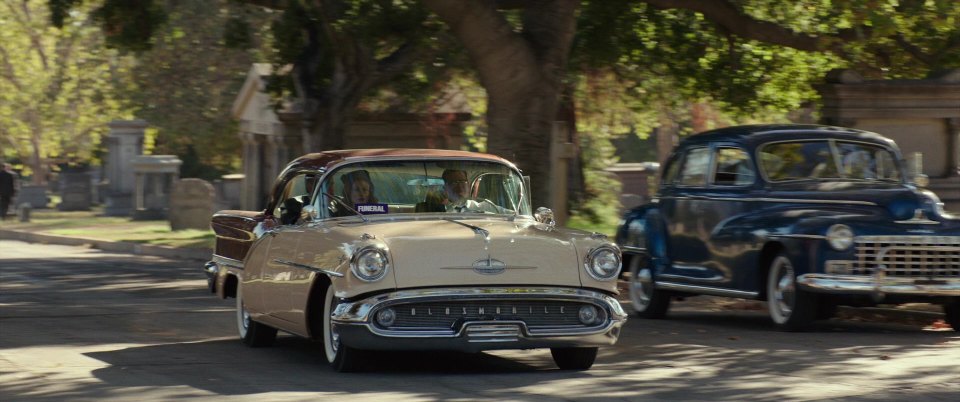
top-left (895, 209), bottom-right (939, 225)
top-left (472, 257), bottom-right (506, 275)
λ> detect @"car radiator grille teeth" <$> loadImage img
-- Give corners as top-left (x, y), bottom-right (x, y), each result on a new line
top-left (854, 236), bottom-right (960, 278)
top-left (380, 301), bottom-right (603, 330)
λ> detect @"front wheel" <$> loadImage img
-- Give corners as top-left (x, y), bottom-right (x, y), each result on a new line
top-left (236, 284), bottom-right (277, 347)
top-left (628, 255), bottom-right (671, 318)
top-left (323, 282), bottom-right (364, 372)
top-left (551, 347), bottom-right (598, 370)
top-left (944, 299), bottom-right (960, 332)
top-left (766, 253), bottom-right (817, 331)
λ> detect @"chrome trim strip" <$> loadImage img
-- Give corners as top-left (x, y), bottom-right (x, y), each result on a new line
top-left (621, 245), bottom-right (647, 255)
top-left (767, 234), bottom-right (827, 240)
top-left (440, 266), bottom-right (537, 270)
top-left (661, 196), bottom-right (877, 206)
top-left (213, 255), bottom-right (244, 271)
top-left (798, 274), bottom-right (960, 296)
top-left (658, 273), bottom-right (725, 283)
top-left (656, 281), bottom-right (759, 298)
top-left (856, 235), bottom-right (960, 244)
top-left (272, 258), bottom-right (345, 278)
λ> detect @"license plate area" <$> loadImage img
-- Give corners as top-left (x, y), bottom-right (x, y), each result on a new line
top-left (465, 323), bottom-right (521, 343)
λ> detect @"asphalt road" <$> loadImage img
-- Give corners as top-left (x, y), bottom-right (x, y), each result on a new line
top-left (1, 240), bottom-right (958, 401)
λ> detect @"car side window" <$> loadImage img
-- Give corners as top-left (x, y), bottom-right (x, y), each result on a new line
top-left (273, 173), bottom-right (317, 225)
top-left (661, 154), bottom-right (682, 185)
top-left (712, 147), bottom-right (755, 186)
top-left (678, 147), bottom-right (710, 186)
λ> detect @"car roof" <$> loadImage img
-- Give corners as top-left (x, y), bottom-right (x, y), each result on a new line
top-left (282, 148), bottom-right (517, 173)
top-left (679, 124), bottom-right (896, 148)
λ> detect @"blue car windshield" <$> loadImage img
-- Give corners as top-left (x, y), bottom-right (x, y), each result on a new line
top-left (759, 140), bottom-right (902, 182)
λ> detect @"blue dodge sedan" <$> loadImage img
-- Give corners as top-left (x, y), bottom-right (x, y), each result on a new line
top-left (616, 124), bottom-right (959, 331)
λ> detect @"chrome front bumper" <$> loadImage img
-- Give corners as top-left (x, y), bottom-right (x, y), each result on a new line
top-left (798, 274), bottom-right (960, 296)
top-left (332, 287), bottom-right (628, 352)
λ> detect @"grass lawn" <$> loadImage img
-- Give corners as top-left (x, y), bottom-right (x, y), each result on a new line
top-left (3, 207), bottom-right (616, 250)
top-left (1, 208), bottom-right (215, 249)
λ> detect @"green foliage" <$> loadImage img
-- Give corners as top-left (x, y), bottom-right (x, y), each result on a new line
top-left (122, 1), bottom-right (269, 180)
top-left (92, 0), bottom-right (167, 52)
top-left (1, 2), bottom-right (134, 179)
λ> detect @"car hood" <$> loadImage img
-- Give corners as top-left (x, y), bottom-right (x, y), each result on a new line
top-left (768, 182), bottom-right (956, 221)
top-left (341, 218), bottom-right (585, 289)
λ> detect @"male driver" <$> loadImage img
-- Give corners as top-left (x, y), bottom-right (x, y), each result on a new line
top-left (441, 169), bottom-right (469, 209)
top-left (440, 168), bottom-right (508, 214)
top-left (0, 163), bottom-right (18, 220)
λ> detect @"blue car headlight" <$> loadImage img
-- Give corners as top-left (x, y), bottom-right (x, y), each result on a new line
top-left (825, 224), bottom-right (854, 251)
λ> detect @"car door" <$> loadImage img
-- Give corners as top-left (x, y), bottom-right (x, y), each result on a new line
top-left (700, 145), bottom-right (758, 290)
top-left (257, 172), bottom-right (317, 331)
top-left (661, 146), bottom-right (715, 282)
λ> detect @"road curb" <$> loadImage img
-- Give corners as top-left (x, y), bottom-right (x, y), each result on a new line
top-left (0, 229), bottom-right (211, 262)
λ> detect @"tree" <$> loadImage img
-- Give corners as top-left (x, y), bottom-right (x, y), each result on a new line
top-left (1, 1), bottom-right (133, 184)
top-left (121, 1), bottom-right (271, 180)
top-left (51, 0), bottom-right (960, 210)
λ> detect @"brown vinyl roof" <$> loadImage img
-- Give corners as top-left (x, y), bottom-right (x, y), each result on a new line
top-left (283, 148), bottom-right (515, 173)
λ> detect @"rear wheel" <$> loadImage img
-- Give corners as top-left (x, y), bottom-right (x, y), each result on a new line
top-left (628, 255), bottom-right (671, 318)
top-left (766, 253), bottom-right (817, 331)
top-left (323, 282), bottom-right (364, 372)
top-left (945, 299), bottom-right (960, 332)
top-left (551, 347), bottom-right (598, 370)
top-left (236, 284), bottom-right (277, 347)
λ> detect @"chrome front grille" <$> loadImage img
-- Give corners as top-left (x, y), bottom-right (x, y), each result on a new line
top-left (854, 236), bottom-right (960, 278)
top-left (380, 300), bottom-right (603, 330)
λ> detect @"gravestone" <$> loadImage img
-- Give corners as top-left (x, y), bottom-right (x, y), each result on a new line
top-left (132, 155), bottom-right (182, 220)
top-left (213, 173), bottom-right (244, 211)
top-left (58, 171), bottom-right (92, 211)
top-left (17, 185), bottom-right (48, 209)
top-left (169, 179), bottom-right (215, 230)
top-left (102, 120), bottom-right (146, 216)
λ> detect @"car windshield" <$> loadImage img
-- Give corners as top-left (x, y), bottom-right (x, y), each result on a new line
top-left (759, 140), bottom-right (902, 182)
top-left (318, 160), bottom-right (530, 217)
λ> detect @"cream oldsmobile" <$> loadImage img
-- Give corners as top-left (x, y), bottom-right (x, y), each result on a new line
top-left (205, 149), bottom-right (626, 371)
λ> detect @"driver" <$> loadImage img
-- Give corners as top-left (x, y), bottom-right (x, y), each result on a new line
top-left (440, 169), bottom-right (508, 214)
top-left (442, 169), bottom-right (469, 210)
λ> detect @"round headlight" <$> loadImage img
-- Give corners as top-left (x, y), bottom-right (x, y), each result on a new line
top-left (351, 247), bottom-right (389, 282)
top-left (826, 224), bottom-right (854, 251)
top-left (585, 246), bottom-right (621, 281)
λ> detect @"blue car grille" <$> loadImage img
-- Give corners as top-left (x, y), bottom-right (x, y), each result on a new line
top-left (378, 300), bottom-right (604, 330)
top-left (854, 236), bottom-right (960, 278)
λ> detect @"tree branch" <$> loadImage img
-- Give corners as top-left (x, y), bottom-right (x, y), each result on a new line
top-left (422, 0), bottom-right (538, 92)
top-left (4, 0), bottom-right (49, 69)
top-left (638, 0), bottom-right (867, 53)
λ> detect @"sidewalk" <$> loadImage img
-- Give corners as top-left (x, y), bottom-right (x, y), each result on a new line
top-left (0, 227), bottom-right (212, 261)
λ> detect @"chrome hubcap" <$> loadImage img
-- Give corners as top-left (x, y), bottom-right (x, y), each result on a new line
top-left (773, 258), bottom-right (795, 317)
top-left (631, 268), bottom-right (653, 306)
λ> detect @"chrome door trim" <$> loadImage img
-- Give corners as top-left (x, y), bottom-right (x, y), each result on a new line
top-left (272, 258), bottom-right (345, 278)
top-left (656, 281), bottom-right (759, 299)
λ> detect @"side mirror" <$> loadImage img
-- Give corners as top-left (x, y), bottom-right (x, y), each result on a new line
top-left (534, 207), bottom-right (555, 227)
top-left (302, 205), bottom-right (319, 221)
top-left (909, 152), bottom-right (929, 187)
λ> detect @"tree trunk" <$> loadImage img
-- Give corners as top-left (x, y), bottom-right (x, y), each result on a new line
top-left (424, 0), bottom-right (579, 209)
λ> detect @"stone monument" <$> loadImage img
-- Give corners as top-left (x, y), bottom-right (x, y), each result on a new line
top-left (169, 178), bottom-right (215, 230)
top-left (102, 120), bottom-right (146, 216)
top-left (132, 155), bottom-right (183, 220)
top-left (58, 170), bottom-right (92, 211)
